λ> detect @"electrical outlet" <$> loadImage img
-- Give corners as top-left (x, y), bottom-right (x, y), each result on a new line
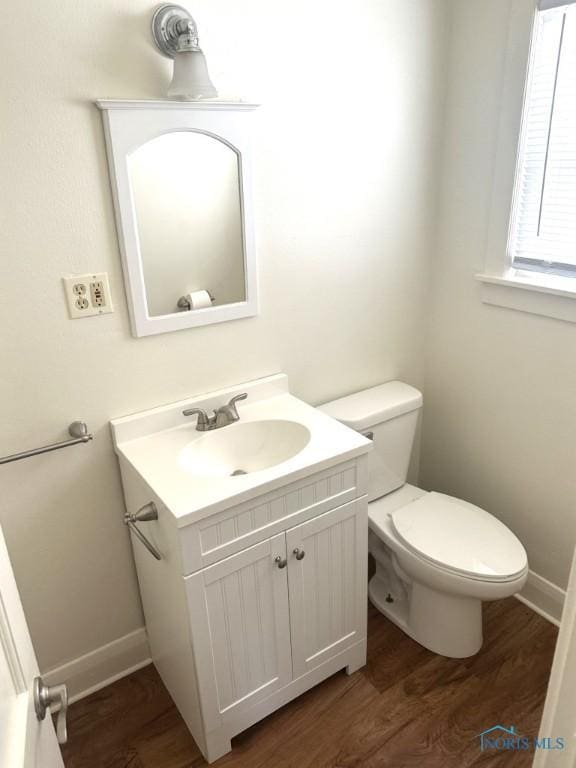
top-left (90, 280), bottom-right (106, 307)
top-left (63, 273), bottom-right (114, 319)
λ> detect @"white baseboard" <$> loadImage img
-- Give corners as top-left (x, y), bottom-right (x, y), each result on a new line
top-left (42, 627), bottom-right (151, 704)
top-left (516, 570), bottom-right (566, 628)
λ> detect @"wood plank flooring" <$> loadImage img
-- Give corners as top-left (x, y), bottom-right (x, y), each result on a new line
top-left (61, 598), bottom-right (558, 768)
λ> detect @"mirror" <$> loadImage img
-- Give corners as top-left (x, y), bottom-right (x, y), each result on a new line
top-left (128, 132), bottom-right (245, 317)
top-left (97, 101), bottom-right (258, 337)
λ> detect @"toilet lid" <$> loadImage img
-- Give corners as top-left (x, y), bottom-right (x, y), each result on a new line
top-left (391, 492), bottom-right (527, 581)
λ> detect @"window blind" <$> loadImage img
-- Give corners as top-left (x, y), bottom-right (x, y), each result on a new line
top-left (509, 3), bottom-right (576, 274)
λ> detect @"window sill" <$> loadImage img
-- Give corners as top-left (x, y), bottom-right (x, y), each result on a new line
top-left (475, 271), bottom-right (576, 323)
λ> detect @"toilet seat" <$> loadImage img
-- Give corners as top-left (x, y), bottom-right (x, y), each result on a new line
top-left (389, 492), bottom-right (527, 582)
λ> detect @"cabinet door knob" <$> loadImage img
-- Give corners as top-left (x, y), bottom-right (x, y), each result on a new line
top-left (293, 548), bottom-right (306, 561)
top-left (274, 555), bottom-right (287, 569)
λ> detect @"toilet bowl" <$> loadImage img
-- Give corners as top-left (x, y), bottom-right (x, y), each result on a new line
top-left (319, 382), bottom-right (528, 658)
top-left (367, 483), bottom-right (527, 657)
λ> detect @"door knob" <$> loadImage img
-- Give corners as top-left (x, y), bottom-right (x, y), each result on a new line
top-left (34, 676), bottom-right (68, 744)
top-left (293, 548), bottom-right (306, 560)
top-left (274, 555), bottom-right (287, 569)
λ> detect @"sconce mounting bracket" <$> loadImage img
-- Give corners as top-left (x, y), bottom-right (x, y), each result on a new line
top-left (152, 4), bottom-right (200, 58)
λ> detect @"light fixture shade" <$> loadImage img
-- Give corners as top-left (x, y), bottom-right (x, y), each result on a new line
top-left (167, 50), bottom-right (218, 100)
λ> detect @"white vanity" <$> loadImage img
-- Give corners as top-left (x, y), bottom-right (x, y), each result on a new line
top-left (111, 375), bottom-right (371, 763)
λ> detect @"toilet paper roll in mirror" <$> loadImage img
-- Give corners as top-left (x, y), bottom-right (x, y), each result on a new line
top-left (178, 290), bottom-right (215, 311)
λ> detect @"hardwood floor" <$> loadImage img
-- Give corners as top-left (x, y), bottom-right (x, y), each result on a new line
top-left (61, 598), bottom-right (558, 768)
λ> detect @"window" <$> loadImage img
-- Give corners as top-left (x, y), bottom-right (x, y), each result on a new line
top-left (509, 1), bottom-right (576, 278)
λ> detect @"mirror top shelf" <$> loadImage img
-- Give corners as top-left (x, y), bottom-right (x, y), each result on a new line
top-left (95, 99), bottom-right (259, 112)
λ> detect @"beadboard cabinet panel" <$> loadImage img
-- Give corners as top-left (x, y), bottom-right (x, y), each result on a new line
top-left (287, 499), bottom-right (367, 677)
top-left (185, 534), bottom-right (292, 723)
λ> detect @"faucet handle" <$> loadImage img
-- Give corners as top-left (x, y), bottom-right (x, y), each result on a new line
top-left (228, 392), bottom-right (248, 419)
top-left (214, 393), bottom-right (248, 428)
top-left (182, 407), bottom-right (210, 429)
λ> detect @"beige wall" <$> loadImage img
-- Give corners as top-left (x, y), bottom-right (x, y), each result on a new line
top-left (0, 0), bottom-right (448, 670)
top-left (420, 0), bottom-right (576, 590)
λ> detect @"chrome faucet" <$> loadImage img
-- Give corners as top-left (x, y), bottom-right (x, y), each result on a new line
top-left (183, 393), bottom-right (248, 431)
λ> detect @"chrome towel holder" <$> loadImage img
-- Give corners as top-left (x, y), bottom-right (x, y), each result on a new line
top-left (0, 422), bottom-right (93, 465)
top-left (124, 502), bottom-right (162, 560)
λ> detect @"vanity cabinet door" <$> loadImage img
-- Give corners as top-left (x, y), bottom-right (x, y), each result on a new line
top-left (286, 498), bottom-right (367, 678)
top-left (185, 533), bottom-right (292, 725)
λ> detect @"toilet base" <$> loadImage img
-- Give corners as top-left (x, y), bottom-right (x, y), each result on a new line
top-left (369, 573), bottom-right (483, 659)
top-left (369, 573), bottom-right (410, 633)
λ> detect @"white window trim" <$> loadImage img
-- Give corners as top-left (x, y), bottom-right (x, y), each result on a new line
top-left (477, 0), bottom-right (576, 323)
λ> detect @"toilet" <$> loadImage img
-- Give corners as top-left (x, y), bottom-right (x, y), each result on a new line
top-left (320, 381), bottom-right (528, 658)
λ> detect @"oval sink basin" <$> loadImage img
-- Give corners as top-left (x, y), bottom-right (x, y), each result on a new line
top-left (178, 420), bottom-right (311, 478)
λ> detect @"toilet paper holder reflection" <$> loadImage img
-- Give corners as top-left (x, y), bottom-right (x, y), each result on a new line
top-left (177, 291), bottom-right (216, 311)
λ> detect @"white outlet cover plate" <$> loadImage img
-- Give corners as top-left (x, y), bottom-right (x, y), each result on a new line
top-left (63, 273), bottom-right (114, 319)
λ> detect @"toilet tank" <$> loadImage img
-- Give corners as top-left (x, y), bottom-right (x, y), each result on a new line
top-left (319, 381), bottom-right (423, 502)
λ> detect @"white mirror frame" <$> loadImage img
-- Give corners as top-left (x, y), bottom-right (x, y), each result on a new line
top-left (96, 100), bottom-right (259, 337)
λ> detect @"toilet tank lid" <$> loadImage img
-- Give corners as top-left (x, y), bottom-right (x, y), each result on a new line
top-left (318, 381), bottom-right (423, 431)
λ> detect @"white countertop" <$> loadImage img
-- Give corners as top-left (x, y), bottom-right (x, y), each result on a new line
top-left (111, 375), bottom-right (372, 527)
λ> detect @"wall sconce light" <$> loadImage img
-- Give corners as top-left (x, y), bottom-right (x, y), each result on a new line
top-left (152, 4), bottom-right (218, 100)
